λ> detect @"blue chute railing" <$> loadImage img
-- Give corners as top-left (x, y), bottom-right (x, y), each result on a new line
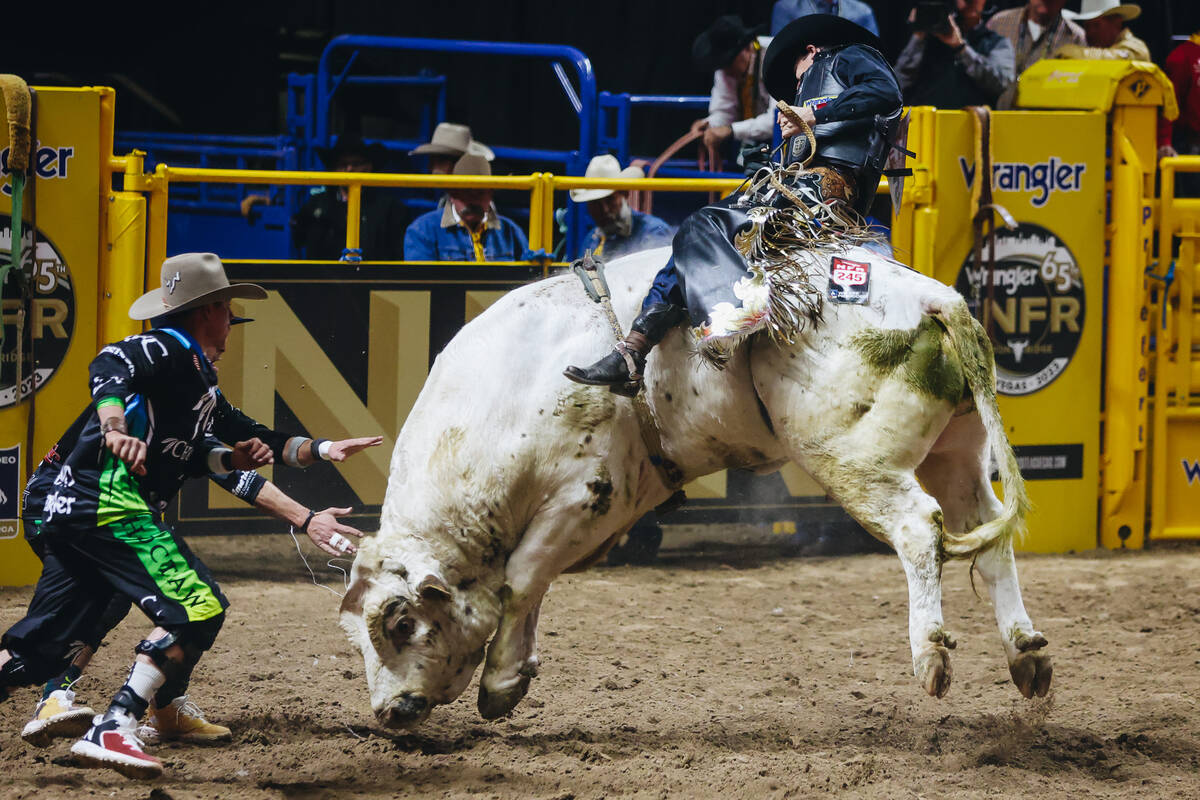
top-left (314, 35), bottom-right (597, 254)
top-left (116, 36), bottom-right (753, 259)
top-left (114, 132), bottom-right (300, 210)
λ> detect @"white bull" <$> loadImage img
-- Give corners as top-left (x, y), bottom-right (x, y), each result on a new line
top-left (340, 245), bottom-right (1052, 729)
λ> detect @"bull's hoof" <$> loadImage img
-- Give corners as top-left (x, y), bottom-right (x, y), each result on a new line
top-left (1009, 650), bottom-right (1053, 699)
top-left (915, 646), bottom-right (953, 699)
top-left (478, 675), bottom-right (531, 720)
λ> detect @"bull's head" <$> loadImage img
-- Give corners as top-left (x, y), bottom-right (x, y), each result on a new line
top-left (340, 535), bottom-right (500, 729)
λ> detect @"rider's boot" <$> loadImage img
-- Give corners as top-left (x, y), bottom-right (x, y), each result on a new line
top-left (564, 303), bottom-right (686, 395)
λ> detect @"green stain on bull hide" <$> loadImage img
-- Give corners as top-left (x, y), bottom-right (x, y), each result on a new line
top-left (553, 385), bottom-right (616, 433)
top-left (852, 316), bottom-right (965, 406)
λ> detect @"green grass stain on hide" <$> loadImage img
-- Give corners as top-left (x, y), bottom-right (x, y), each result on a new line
top-left (553, 385), bottom-right (616, 433)
top-left (852, 316), bottom-right (965, 405)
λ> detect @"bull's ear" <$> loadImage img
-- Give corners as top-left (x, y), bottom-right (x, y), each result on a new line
top-left (340, 577), bottom-right (370, 616)
top-left (418, 574), bottom-right (452, 601)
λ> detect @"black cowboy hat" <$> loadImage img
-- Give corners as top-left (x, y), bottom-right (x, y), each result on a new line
top-left (692, 15), bottom-right (766, 73)
top-left (762, 14), bottom-right (883, 101)
top-left (316, 134), bottom-right (389, 169)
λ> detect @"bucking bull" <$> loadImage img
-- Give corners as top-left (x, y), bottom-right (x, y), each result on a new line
top-left (340, 245), bottom-right (1053, 729)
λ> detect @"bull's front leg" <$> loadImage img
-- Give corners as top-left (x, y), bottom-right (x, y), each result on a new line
top-left (974, 538), bottom-right (1052, 698)
top-left (478, 584), bottom-right (544, 720)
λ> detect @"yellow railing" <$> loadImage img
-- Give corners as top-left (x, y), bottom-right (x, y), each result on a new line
top-left (1150, 156), bottom-right (1200, 540)
top-left (128, 159), bottom-right (890, 279)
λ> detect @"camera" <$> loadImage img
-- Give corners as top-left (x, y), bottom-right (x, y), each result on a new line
top-left (912, 0), bottom-right (953, 37)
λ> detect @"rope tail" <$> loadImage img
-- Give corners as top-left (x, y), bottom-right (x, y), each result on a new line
top-left (936, 300), bottom-right (1031, 559)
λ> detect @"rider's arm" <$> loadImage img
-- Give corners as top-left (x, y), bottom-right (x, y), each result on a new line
top-left (811, 46), bottom-right (901, 125)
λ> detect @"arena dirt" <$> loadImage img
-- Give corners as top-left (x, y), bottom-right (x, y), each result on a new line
top-left (2, 534), bottom-right (1198, 799)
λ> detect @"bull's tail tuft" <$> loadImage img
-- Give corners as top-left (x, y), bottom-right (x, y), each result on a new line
top-left (934, 299), bottom-right (1031, 559)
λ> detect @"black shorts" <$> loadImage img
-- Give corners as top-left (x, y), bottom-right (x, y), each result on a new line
top-left (0, 524), bottom-right (115, 679)
top-left (43, 514), bottom-right (228, 631)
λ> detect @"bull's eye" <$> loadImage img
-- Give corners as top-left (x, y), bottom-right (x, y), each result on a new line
top-left (383, 600), bottom-right (416, 647)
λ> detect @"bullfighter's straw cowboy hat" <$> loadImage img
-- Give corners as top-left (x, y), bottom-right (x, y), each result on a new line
top-left (569, 154), bottom-right (645, 203)
top-left (128, 253), bottom-right (267, 321)
top-left (762, 13), bottom-right (882, 101)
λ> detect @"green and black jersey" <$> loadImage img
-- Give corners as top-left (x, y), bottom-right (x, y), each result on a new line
top-left (24, 327), bottom-right (233, 529)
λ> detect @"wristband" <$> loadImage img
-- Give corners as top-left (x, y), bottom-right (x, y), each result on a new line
top-left (283, 436), bottom-right (305, 468)
top-left (221, 450), bottom-right (234, 473)
top-left (100, 417), bottom-right (128, 436)
top-left (299, 509), bottom-right (317, 533)
top-left (310, 438), bottom-right (331, 462)
top-left (207, 447), bottom-right (233, 475)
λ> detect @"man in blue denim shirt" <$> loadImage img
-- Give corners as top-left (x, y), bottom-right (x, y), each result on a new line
top-left (573, 155), bottom-right (672, 261)
top-left (404, 154), bottom-right (529, 262)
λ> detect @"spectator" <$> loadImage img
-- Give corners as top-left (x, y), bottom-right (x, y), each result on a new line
top-left (771, 0), bottom-right (879, 37)
top-left (691, 15), bottom-right (775, 154)
top-left (987, 0), bottom-right (1084, 109)
top-left (290, 135), bottom-right (406, 261)
top-left (1056, 1), bottom-right (1149, 61)
top-left (895, 0), bottom-right (1015, 108)
top-left (404, 154), bottom-right (529, 262)
top-left (572, 155), bottom-right (672, 261)
top-left (409, 121), bottom-right (495, 175)
top-left (1159, 28), bottom-right (1200, 193)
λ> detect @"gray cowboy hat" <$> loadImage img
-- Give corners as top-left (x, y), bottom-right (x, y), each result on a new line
top-left (129, 252), bottom-right (267, 321)
top-left (410, 122), bottom-right (496, 161)
top-left (762, 14), bottom-right (882, 101)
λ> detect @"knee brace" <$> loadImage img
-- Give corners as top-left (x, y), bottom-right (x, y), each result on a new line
top-left (0, 652), bottom-right (34, 692)
top-left (134, 631), bottom-right (179, 668)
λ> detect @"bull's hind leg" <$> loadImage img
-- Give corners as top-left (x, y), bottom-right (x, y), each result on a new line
top-left (804, 456), bottom-right (955, 698)
top-left (918, 414), bottom-right (1051, 699)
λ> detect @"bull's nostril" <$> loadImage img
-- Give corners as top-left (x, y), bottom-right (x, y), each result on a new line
top-left (378, 693), bottom-right (429, 728)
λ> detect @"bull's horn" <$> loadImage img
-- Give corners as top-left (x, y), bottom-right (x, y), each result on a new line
top-left (417, 574), bottom-right (452, 600)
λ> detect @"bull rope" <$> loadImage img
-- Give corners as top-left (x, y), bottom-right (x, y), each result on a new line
top-left (571, 254), bottom-right (684, 492)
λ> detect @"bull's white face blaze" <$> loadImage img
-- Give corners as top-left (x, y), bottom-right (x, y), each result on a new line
top-left (340, 541), bottom-right (500, 728)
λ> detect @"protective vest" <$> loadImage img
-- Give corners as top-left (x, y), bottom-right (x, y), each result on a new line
top-left (784, 44), bottom-right (903, 208)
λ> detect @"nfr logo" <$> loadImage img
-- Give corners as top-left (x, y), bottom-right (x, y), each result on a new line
top-left (956, 223), bottom-right (1085, 396)
top-left (1182, 459), bottom-right (1200, 485)
top-left (0, 143), bottom-right (74, 196)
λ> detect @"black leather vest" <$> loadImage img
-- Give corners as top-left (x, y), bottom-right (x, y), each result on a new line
top-left (784, 46), bottom-right (900, 177)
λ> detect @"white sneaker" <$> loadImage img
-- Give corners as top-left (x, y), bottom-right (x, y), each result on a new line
top-left (21, 689), bottom-right (96, 747)
top-left (71, 710), bottom-right (163, 780)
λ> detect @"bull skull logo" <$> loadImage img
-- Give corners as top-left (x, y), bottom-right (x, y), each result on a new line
top-left (1008, 339), bottom-right (1030, 364)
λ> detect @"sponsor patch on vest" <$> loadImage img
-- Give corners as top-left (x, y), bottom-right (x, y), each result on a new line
top-left (828, 257), bottom-right (870, 304)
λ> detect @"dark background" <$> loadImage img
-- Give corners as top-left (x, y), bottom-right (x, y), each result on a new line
top-left (10, 0), bottom-right (1200, 162)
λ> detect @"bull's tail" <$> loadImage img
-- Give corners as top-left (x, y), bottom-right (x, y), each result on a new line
top-left (934, 299), bottom-right (1031, 559)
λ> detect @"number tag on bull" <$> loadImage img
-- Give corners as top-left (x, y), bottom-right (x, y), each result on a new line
top-left (827, 257), bottom-right (871, 304)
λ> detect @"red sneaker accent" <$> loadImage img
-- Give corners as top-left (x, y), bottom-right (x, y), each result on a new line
top-left (99, 729), bottom-right (161, 764)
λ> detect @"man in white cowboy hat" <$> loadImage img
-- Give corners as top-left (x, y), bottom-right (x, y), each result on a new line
top-left (571, 155), bottom-right (672, 261)
top-left (404, 154), bottom-right (529, 262)
top-left (0, 253), bottom-right (371, 779)
top-left (409, 121), bottom-right (495, 175)
top-left (1056, 0), bottom-right (1149, 61)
